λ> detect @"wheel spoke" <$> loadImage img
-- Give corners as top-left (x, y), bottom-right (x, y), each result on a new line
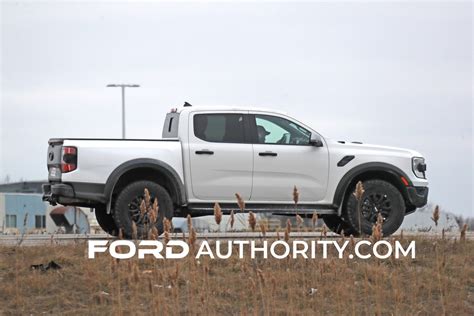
top-left (360, 192), bottom-right (394, 224)
top-left (126, 193), bottom-right (157, 228)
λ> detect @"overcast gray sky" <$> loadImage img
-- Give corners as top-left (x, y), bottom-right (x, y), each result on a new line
top-left (1, 1), bottom-right (472, 216)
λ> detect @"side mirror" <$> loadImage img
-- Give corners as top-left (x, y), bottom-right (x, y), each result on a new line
top-left (309, 133), bottom-right (324, 147)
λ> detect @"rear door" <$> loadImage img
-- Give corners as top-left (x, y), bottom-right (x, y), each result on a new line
top-left (188, 111), bottom-right (253, 201)
top-left (249, 113), bottom-right (329, 203)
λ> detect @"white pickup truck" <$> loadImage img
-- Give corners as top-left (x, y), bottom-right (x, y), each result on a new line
top-left (43, 103), bottom-right (428, 237)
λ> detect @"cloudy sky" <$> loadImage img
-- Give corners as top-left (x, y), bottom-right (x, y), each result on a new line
top-left (1, 1), bottom-right (472, 216)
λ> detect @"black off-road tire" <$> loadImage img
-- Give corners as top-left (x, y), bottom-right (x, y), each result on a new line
top-left (95, 205), bottom-right (118, 236)
top-left (322, 215), bottom-right (358, 236)
top-left (113, 180), bottom-right (173, 239)
top-left (343, 179), bottom-right (405, 237)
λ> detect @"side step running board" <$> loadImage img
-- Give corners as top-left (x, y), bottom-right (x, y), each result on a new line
top-left (185, 203), bottom-right (337, 216)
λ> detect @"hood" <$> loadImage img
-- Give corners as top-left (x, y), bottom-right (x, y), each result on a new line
top-left (326, 139), bottom-right (423, 158)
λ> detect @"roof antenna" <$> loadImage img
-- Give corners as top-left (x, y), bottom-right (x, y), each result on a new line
top-left (183, 102), bottom-right (192, 107)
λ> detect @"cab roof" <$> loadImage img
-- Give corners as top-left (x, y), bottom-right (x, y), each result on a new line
top-left (172, 104), bottom-right (288, 116)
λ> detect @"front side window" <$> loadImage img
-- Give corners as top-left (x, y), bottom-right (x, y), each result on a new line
top-left (194, 114), bottom-right (245, 143)
top-left (254, 115), bottom-right (311, 145)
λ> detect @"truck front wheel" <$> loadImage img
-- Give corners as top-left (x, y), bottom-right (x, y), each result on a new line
top-left (113, 180), bottom-right (173, 239)
top-left (343, 179), bottom-right (405, 237)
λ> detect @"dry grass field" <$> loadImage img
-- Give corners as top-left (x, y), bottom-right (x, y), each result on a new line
top-left (0, 234), bottom-right (473, 315)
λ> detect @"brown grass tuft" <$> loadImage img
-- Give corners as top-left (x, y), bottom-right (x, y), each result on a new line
top-left (150, 226), bottom-right (158, 240)
top-left (461, 223), bottom-right (468, 242)
top-left (248, 211), bottom-right (257, 231)
top-left (259, 222), bottom-right (267, 237)
top-left (163, 218), bottom-right (172, 244)
top-left (286, 219), bottom-right (292, 235)
top-left (163, 218), bottom-right (172, 233)
top-left (353, 181), bottom-right (365, 200)
top-left (188, 227), bottom-right (197, 248)
top-left (163, 231), bottom-right (170, 244)
top-left (140, 199), bottom-right (146, 217)
top-left (230, 210), bottom-right (235, 230)
top-left (311, 211), bottom-right (318, 230)
top-left (432, 205), bottom-right (440, 226)
top-left (131, 222), bottom-right (138, 240)
top-left (353, 181), bottom-right (365, 234)
top-left (284, 220), bottom-right (291, 242)
top-left (2, 237), bottom-right (472, 314)
top-left (371, 213), bottom-right (383, 242)
top-left (257, 269), bottom-right (265, 286)
top-left (148, 198), bottom-right (159, 225)
top-left (214, 202), bottom-right (222, 226)
top-left (296, 214), bottom-right (304, 229)
top-left (292, 185), bottom-right (299, 205)
top-left (187, 214), bottom-right (192, 232)
top-left (235, 193), bottom-right (245, 212)
top-left (144, 188), bottom-right (151, 207)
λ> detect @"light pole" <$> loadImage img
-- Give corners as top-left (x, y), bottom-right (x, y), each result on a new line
top-left (107, 84), bottom-right (140, 139)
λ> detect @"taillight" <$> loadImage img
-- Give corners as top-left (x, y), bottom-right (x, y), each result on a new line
top-left (61, 146), bottom-right (77, 173)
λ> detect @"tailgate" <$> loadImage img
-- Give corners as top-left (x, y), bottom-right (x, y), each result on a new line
top-left (47, 139), bottom-right (64, 181)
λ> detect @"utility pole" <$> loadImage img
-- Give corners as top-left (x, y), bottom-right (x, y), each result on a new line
top-left (106, 84), bottom-right (140, 139)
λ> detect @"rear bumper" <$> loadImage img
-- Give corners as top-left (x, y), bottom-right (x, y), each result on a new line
top-left (42, 182), bottom-right (106, 207)
top-left (406, 186), bottom-right (429, 208)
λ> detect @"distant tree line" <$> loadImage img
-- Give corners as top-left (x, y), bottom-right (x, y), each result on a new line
top-left (454, 215), bottom-right (474, 231)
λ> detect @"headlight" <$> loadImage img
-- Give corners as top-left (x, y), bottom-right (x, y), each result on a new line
top-left (412, 157), bottom-right (427, 179)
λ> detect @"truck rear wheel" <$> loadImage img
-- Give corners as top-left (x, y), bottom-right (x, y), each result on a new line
top-left (95, 206), bottom-right (118, 236)
top-left (113, 180), bottom-right (173, 239)
top-left (322, 215), bottom-right (358, 236)
top-left (343, 179), bottom-right (405, 237)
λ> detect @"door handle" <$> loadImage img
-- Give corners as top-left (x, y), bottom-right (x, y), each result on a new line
top-left (195, 150), bottom-right (214, 155)
top-left (259, 152), bottom-right (277, 157)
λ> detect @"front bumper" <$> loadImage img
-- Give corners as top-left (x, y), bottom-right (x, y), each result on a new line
top-left (406, 186), bottom-right (429, 208)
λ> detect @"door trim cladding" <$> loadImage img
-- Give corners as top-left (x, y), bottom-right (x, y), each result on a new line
top-left (104, 158), bottom-right (186, 206)
top-left (332, 162), bottom-right (413, 208)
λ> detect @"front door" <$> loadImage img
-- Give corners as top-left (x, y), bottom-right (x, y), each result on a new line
top-left (250, 113), bottom-right (329, 203)
top-left (188, 112), bottom-right (253, 201)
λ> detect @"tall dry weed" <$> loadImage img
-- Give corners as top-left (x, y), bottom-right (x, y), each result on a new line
top-left (432, 205), bottom-right (440, 226)
top-left (248, 212), bottom-right (257, 232)
top-left (353, 181), bottom-right (365, 234)
top-left (312, 211), bottom-right (318, 230)
top-left (293, 185), bottom-right (299, 205)
top-left (214, 203), bottom-right (222, 226)
top-left (371, 213), bottom-right (383, 242)
top-left (461, 224), bottom-right (468, 242)
top-left (296, 214), bottom-right (304, 229)
top-left (235, 193), bottom-right (245, 212)
top-left (230, 210), bottom-right (235, 230)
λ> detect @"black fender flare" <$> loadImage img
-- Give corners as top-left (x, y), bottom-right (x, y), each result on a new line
top-left (104, 158), bottom-right (186, 208)
top-left (333, 162), bottom-right (412, 208)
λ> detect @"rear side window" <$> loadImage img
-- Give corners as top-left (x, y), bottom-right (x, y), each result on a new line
top-left (193, 114), bottom-right (245, 143)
